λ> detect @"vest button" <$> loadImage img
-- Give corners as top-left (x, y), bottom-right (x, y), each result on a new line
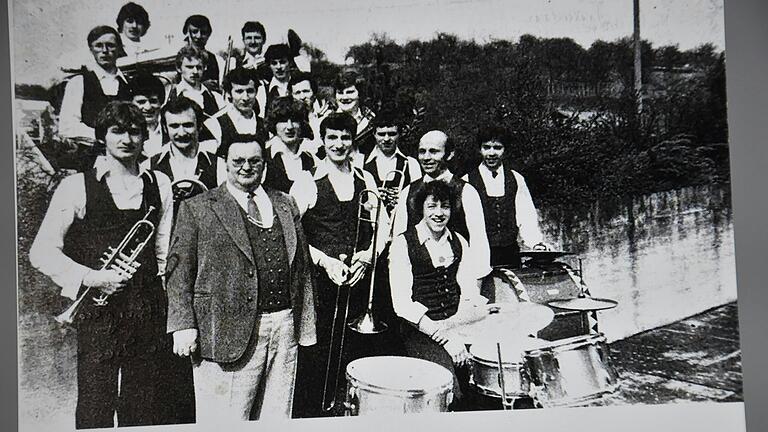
top-left (247, 296), bottom-right (253, 302)
top-left (247, 270), bottom-right (254, 277)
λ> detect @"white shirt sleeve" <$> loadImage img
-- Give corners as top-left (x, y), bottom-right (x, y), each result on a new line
top-left (513, 171), bottom-right (545, 248)
top-left (455, 234), bottom-right (482, 300)
top-left (388, 234), bottom-right (429, 324)
top-left (28, 175), bottom-right (91, 300)
top-left (58, 75), bottom-right (96, 139)
top-left (391, 184), bottom-right (410, 238)
top-left (461, 183), bottom-right (492, 279)
top-left (215, 157), bottom-right (228, 185)
top-left (407, 157), bottom-right (422, 183)
top-left (153, 172), bottom-right (174, 275)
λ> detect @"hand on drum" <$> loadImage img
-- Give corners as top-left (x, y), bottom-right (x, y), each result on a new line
top-left (444, 339), bottom-right (471, 366)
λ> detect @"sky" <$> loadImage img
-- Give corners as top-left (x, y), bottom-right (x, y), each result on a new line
top-left (10, 0), bottom-right (725, 85)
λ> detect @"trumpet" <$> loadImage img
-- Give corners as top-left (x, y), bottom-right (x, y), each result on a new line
top-left (55, 206), bottom-right (157, 326)
top-left (379, 168), bottom-right (406, 213)
top-left (322, 189), bottom-right (388, 413)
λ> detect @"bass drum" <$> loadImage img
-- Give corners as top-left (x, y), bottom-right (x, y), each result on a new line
top-left (345, 356), bottom-right (453, 416)
top-left (469, 337), bottom-right (548, 399)
top-left (524, 333), bottom-right (619, 407)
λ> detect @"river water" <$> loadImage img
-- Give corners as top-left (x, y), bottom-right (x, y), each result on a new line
top-left (539, 184), bottom-right (737, 342)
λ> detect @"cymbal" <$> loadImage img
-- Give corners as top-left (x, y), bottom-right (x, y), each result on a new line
top-left (449, 302), bottom-right (555, 344)
top-left (518, 250), bottom-right (574, 261)
top-left (547, 297), bottom-right (618, 311)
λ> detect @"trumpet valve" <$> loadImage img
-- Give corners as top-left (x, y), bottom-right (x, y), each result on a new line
top-left (92, 294), bottom-right (109, 307)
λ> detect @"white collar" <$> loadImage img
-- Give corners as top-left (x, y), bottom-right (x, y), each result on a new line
top-left (93, 155), bottom-right (146, 181)
top-left (269, 78), bottom-right (289, 92)
top-left (156, 143), bottom-right (213, 164)
top-left (422, 169), bottom-right (453, 183)
top-left (226, 104), bottom-right (256, 122)
top-left (268, 136), bottom-right (305, 157)
top-left (88, 59), bottom-right (125, 81)
top-left (177, 79), bottom-right (209, 95)
top-left (314, 157), bottom-right (363, 181)
top-left (365, 146), bottom-right (404, 164)
top-left (415, 219), bottom-right (452, 245)
top-left (479, 162), bottom-right (504, 177)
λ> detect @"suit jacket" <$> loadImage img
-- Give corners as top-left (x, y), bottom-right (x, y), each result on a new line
top-left (166, 185), bottom-right (317, 363)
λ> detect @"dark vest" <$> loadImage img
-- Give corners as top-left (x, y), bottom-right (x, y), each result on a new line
top-left (62, 169), bottom-right (165, 358)
top-left (363, 153), bottom-right (413, 188)
top-left (202, 50), bottom-right (220, 84)
top-left (150, 150), bottom-right (219, 189)
top-left (264, 148), bottom-right (316, 194)
top-left (466, 166), bottom-right (519, 248)
top-left (302, 169), bottom-right (372, 261)
top-left (167, 85), bottom-right (220, 117)
top-left (240, 206), bottom-right (292, 313)
top-left (80, 69), bottom-right (131, 128)
top-left (404, 227), bottom-right (463, 321)
top-left (406, 176), bottom-right (469, 241)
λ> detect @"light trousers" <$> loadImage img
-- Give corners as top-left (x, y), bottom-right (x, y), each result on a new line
top-left (193, 308), bottom-right (297, 423)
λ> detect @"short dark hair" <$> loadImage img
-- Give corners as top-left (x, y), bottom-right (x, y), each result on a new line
top-left (266, 96), bottom-right (308, 134)
top-left (87, 26), bottom-right (123, 49)
top-left (220, 133), bottom-right (264, 159)
top-left (333, 71), bottom-right (360, 93)
top-left (175, 45), bottom-right (206, 69)
top-left (116, 2), bottom-right (150, 35)
top-left (95, 101), bottom-right (147, 142)
top-left (476, 125), bottom-right (510, 149)
top-left (264, 44), bottom-right (292, 62)
top-left (372, 107), bottom-right (402, 131)
top-left (223, 67), bottom-right (259, 94)
top-left (289, 71), bottom-right (317, 94)
top-left (241, 21), bottom-right (266, 39)
top-left (182, 15), bottom-right (212, 35)
top-left (127, 72), bottom-right (165, 102)
top-left (320, 112), bottom-right (357, 141)
top-left (411, 180), bottom-right (457, 223)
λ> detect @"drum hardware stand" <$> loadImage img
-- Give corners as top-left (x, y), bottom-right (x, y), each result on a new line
top-left (496, 343), bottom-right (518, 410)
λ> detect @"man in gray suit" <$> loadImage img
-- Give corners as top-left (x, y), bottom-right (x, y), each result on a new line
top-left (166, 133), bottom-right (316, 422)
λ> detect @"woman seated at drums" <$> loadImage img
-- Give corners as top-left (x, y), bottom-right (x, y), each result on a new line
top-left (389, 180), bottom-right (488, 407)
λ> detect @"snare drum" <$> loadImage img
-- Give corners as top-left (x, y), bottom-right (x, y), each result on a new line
top-left (345, 356), bottom-right (453, 416)
top-left (524, 333), bottom-right (619, 407)
top-left (469, 338), bottom-right (547, 399)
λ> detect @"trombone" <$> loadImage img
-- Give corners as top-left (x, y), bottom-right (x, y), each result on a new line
top-left (55, 206), bottom-right (157, 326)
top-left (321, 189), bottom-right (388, 413)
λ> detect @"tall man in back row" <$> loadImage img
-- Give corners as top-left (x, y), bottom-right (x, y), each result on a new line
top-left (167, 134), bottom-right (317, 423)
top-left (462, 126), bottom-right (548, 267)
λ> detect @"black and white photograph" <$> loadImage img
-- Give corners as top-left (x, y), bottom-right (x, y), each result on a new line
top-left (12, 0), bottom-right (741, 430)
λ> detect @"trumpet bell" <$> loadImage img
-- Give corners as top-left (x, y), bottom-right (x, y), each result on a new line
top-left (348, 309), bottom-right (388, 335)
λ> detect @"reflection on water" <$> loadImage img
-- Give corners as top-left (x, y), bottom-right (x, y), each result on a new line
top-left (541, 185), bottom-right (737, 342)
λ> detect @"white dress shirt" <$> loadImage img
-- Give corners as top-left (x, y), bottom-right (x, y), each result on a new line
top-left (142, 122), bottom-right (164, 159)
top-left (303, 159), bottom-right (390, 265)
top-left (29, 157), bottom-right (173, 300)
top-left (202, 105), bottom-right (260, 151)
top-left (364, 147), bottom-right (422, 185)
top-left (392, 169), bottom-right (492, 280)
top-left (461, 163), bottom-right (545, 248)
top-left (241, 52), bottom-right (265, 70)
top-left (58, 61), bottom-right (128, 139)
top-left (173, 80), bottom-right (226, 116)
top-left (389, 220), bottom-right (483, 325)
top-left (225, 182), bottom-right (274, 228)
top-left (265, 136), bottom-right (318, 215)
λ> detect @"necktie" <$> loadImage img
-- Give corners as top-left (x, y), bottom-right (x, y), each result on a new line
top-left (491, 170), bottom-right (499, 178)
top-left (247, 191), bottom-right (262, 225)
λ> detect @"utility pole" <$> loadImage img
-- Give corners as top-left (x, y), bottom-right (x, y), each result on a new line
top-left (633, 0), bottom-right (643, 112)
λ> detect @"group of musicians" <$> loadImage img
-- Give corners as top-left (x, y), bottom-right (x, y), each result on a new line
top-left (28, 2), bottom-right (551, 428)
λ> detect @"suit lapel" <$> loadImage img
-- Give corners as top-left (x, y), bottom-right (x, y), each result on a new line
top-left (210, 187), bottom-right (255, 264)
top-left (267, 189), bottom-right (297, 264)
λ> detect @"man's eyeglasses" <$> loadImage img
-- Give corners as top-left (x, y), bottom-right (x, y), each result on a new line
top-left (230, 158), bottom-right (264, 168)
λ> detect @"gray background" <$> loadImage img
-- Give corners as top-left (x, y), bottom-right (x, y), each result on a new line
top-left (1, 0), bottom-right (766, 430)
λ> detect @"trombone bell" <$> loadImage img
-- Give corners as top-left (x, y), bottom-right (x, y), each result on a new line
top-left (348, 309), bottom-right (388, 335)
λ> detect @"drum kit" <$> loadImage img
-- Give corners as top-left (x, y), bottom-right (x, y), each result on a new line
top-left (343, 249), bottom-right (622, 416)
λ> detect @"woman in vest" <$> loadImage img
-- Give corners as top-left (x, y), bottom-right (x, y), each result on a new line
top-left (59, 26), bottom-right (131, 143)
top-left (388, 180), bottom-right (488, 408)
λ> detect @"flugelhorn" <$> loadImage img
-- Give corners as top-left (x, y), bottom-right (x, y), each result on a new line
top-left (55, 206), bottom-right (157, 326)
top-left (171, 178), bottom-right (209, 203)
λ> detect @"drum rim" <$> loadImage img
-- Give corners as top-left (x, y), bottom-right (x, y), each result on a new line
top-left (524, 333), bottom-right (608, 355)
top-left (346, 356), bottom-right (453, 395)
